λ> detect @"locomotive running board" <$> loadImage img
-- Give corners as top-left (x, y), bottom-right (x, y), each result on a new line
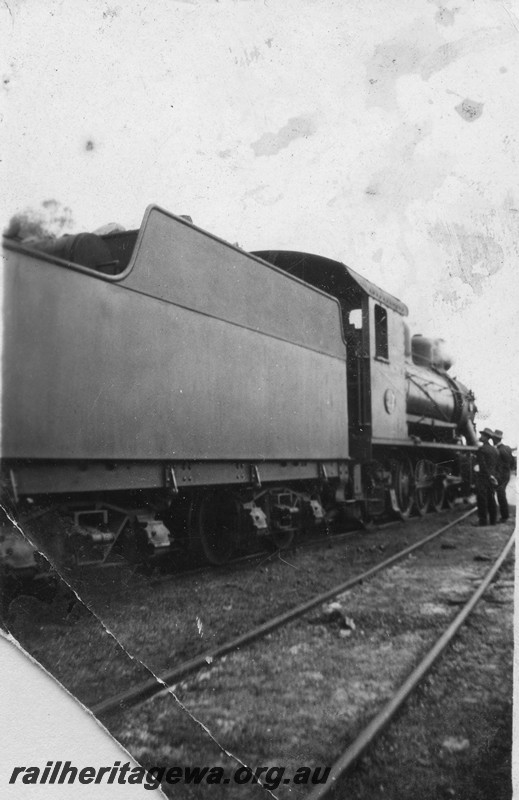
top-left (372, 438), bottom-right (478, 451)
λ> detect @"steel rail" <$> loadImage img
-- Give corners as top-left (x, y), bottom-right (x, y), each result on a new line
top-left (91, 507), bottom-right (475, 718)
top-left (307, 527), bottom-right (515, 800)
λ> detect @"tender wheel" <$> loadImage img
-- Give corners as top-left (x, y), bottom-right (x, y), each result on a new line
top-left (191, 490), bottom-right (239, 565)
top-left (414, 459), bottom-right (431, 516)
top-left (391, 456), bottom-right (414, 520)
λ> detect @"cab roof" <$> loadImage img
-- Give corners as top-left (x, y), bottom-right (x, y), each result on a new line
top-left (253, 250), bottom-right (408, 317)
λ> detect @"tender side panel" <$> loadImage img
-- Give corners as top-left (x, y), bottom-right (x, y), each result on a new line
top-left (124, 207), bottom-right (346, 360)
top-left (2, 244), bottom-right (349, 463)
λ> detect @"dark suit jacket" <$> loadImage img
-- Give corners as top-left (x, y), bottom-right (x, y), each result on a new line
top-left (496, 443), bottom-right (515, 482)
top-left (476, 441), bottom-right (498, 484)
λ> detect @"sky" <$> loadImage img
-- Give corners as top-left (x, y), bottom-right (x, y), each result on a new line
top-left (2, 0), bottom-right (518, 442)
top-left (1, 1), bottom-right (518, 793)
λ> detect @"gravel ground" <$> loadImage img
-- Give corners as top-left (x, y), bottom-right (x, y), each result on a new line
top-left (5, 507), bottom-right (514, 799)
top-left (4, 588), bottom-right (154, 707)
top-left (102, 515), bottom-right (514, 799)
top-left (8, 508), bottom-right (475, 691)
top-left (6, 509), bottom-right (465, 702)
top-left (330, 576), bottom-right (514, 800)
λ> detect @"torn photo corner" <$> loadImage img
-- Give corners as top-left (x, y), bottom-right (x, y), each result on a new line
top-left (0, 633), bottom-right (168, 800)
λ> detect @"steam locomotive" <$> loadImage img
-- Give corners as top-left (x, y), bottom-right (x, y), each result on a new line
top-left (1, 205), bottom-right (477, 571)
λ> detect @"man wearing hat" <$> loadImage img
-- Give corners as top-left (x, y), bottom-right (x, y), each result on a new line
top-left (474, 428), bottom-right (498, 526)
top-left (491, 429), bottom-right (515, 522)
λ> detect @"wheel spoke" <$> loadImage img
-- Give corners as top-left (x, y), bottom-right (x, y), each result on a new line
top-left (414, 459), bottom-right (431, 516)
top-left (392, 456), bottom-right (414, 520)
top-left (431, 466), bottom-right (446, 512)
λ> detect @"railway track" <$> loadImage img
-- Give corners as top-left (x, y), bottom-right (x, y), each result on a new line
top-left (307, 526), bottom-right (515, 800)
top-left (91, 506), bottom-right (477, 719)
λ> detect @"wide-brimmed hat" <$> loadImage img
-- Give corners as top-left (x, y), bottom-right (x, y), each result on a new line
top-left (479, 427), bottom-right (494, 441)
top-left (493, 429), bottom-right (503, 440)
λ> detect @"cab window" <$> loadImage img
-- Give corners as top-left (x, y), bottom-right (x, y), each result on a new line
top-left (374, 304), bottom-right (388, 359)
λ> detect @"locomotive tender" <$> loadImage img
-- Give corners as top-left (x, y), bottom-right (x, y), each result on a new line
top-left (1, 205), bottom-right (477, 567)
